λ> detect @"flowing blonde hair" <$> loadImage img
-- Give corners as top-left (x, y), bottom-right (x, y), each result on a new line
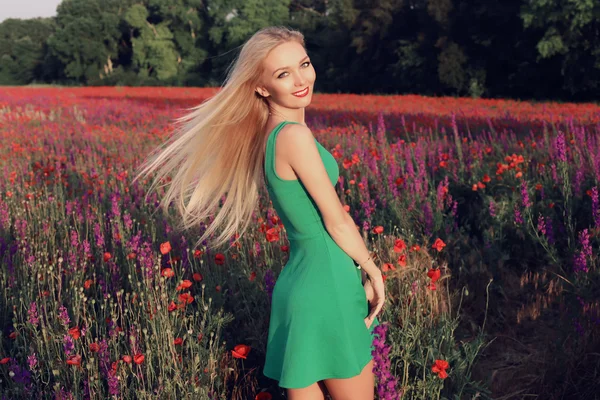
top-left (132, 26), bottom-right (305, 250)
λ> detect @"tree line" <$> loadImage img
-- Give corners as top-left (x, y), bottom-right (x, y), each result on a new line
top-left (1, 0), bottom-right (599, 102)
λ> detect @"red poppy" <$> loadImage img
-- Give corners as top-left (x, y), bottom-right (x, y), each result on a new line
top-left (215, 253), bottom-right (225, 265)
top-left (133, 354), bottom-right (144, 365)
top-left (410, 244), bottom-right (421, 252)
top-left (193, 249), bottom-right (203, 258)
top-left (281, 245), bottom-right (289, 252)
top-left (110, 361), bottom-right (118, 376)
top-left (174, 337), bottom-right (183, 345)
top-left (255, 392), bottom-right (272, 400)
top-left (161, 268), bottom-right (175, 278)
top-left (393, 239), bottom-right (407, 253)
top-left (427, 268), bottom-right (441, 283)
top-left (266, 227), bottom-right (280, 242)
top-left (432, 359), bottom-right (449, 379)
top-left (178, 293), bottom-right (194, 304)
top-left (89, 343), bottom-right (100, 352)
top-left (176, 280), bottom-right (192, 291)
top-left (168, 301), bottom-right (177, 312)
top-left (66, 354), bottom-right (82, 366)
top-left (397, 254), bottom-right (407, 267)
top-left (372, 226), bottom-right (384, 234)
top-left (69, 327), bottom-right (81, 340)
top-left (0, 357), bottom-right (10, 364)
top-left (160, 241), bottom-right (172, 255)
top-left (249, 271), bottom-right (257, 281)
top-left (103, 252), bottom-right (111, 262)
top-left (382, 263), bottom-right (396, 272)
top-left (232, 344), bottom-right (251, 359)
top-left (193, 273), bottom-right (203, 282)
top-left (122, 355), bottom-right (132, 363)
top-left (84, 279), bottom-right (93, 289)
top-left (432, 238), bottom-right (446, 252)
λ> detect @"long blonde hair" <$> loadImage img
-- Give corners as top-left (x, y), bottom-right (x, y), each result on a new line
top-left (133, 26), bottom-right (305, 251)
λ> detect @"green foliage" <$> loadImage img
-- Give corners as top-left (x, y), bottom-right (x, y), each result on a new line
top-left (1, 0), bottom-right (600, 100)
top-left (0, 18), bottom-right (56, 84)
top-left (520, 0), bottom-right (600, 96)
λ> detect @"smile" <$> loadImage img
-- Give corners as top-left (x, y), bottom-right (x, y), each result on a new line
top-left (292, 87), bottom-right (309, 97)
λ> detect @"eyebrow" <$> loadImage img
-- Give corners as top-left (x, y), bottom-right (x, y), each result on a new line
top-left (272, 55), bottom-right (310, 76)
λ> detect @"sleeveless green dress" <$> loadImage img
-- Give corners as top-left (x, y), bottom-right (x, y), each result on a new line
top-left (262, 120), bottom-right (380, 389)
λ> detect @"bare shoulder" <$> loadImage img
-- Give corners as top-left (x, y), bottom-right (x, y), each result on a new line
top-left (274, 123), bottom-right (315, 157)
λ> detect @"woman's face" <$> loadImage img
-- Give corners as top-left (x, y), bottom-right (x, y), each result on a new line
top-left (256, 40), bottom-right (316, 111)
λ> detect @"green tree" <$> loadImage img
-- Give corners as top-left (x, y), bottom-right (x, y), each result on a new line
top-left (520, 0), bottom-right (600, 98)
top-left (46, 0), bottom-right (125, 83)
top-left (122, 0), bottom-right (209, 85)
top-left (202, 0), bottom-right (291, 84)
top-left (0, 18), bottom-right (57, 85)
top-left (124, 3), bottom-right (179, 82)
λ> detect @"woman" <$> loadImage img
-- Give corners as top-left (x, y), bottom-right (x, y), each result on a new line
top-left (134, 26), bottom-right (386, 400)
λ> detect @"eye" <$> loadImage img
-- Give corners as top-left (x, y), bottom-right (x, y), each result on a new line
top-left (277, 61), bottom-right (311, 79)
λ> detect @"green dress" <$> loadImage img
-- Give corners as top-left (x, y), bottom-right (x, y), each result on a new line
top-left (262, 120), bottom-right (380, 389)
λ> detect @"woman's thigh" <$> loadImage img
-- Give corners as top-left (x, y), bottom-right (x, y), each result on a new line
top-left (286, 380), bottom-right (329, 400)
top-left (322, 359), bottom-right (374, 400)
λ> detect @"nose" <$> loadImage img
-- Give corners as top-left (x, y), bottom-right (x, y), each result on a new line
top-left (294, 71), bottom-right (307, 86)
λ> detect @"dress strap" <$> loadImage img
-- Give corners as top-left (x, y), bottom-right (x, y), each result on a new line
top-left (265, 121), bottom-right (300, 186)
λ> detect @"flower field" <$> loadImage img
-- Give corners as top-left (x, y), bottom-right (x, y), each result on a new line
top-left (1, 87), bottom-right (599, 399)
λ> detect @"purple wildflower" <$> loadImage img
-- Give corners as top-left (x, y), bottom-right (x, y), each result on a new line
top-left (371, 323), bottom-right (401, 399)
top-left (27, 353), bottom-right (38, 371)
top-left (578, 229), bottom-right (592, 258)
top-left (63, 334), bottom-right (74, 356)
top-left (555, 131), bottom-right (567, 163)
top-left (264, 269), bottom-right (276, 303)
top-left (521, 180), bottom-right (532, 208)
top-left (254, 241), bottom-right (261, 258)
top-left (107, 373), bottom-right (119, 396)
top-left (514, 204), bottom-right (523, 225)
top-left (28, 302), bottom-right (39, 327)
top-left (573, 252), bottom-right (588, 274)
top-left (489, 200), bottom-right (496, 217)
top-left (58, 305), bottom-right (71, 327)
top-left (93, 222), bottom-right (105, 248)
top-left (8, 361), bottom-right (31, 386)
top-left (123, 212), bottom-right (133, 230)
top-left (591, 187), bottom-right (599, 228)
top-left (537, 214), bottom-right (546, 235)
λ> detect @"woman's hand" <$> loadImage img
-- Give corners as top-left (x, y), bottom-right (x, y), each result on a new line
top-left (364, 271), bottom-right (385, 329)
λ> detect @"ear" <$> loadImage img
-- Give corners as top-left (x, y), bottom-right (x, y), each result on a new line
top-left (255, 86), bottom-right (270, 98)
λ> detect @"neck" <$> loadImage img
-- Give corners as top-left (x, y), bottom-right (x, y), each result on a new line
top-left (268, 105), bottom-right (306, 125)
